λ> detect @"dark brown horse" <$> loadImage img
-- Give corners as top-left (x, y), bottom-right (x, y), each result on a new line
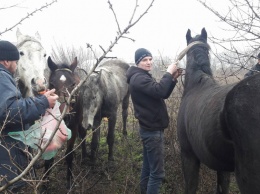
top-left (177, 28), bottom-right (260, 194)
top-left (43, 56), bottom-right (87, 189)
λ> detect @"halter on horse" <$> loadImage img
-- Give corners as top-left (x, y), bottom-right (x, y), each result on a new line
top-left (177, 28), bottom-right (260, 194)
top-left (15, 28), bottom-right (48, 97)
top-left (45, 56), bottom-right (87, 189)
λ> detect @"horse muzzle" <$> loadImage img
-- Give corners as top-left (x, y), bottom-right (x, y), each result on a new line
top-left (31, 77), bottom-right (48, 94)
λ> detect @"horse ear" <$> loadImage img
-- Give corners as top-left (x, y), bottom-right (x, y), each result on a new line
top-left (186, 29), bottom-right (192, 45)
top-left (35, 31), bottom-right (41, 40)
top-left (48, 56), bottom-right (58, 72)
top-left (97, 70), bottom-right (102, 81)
top-left (201, 28), bottom-right (207, 41)
top-left (16, 28), bottom-right (22, 38)
top-left (70, 57), bottom-right (78, 72)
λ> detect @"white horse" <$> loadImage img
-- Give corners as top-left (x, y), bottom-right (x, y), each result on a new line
top-left (15, 28), bottom-right (48, 97)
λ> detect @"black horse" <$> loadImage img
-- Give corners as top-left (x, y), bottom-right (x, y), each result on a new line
top-left (43, 56), bottom-right (87, 189)
top-left (177, 28), bottom-right (260, 194)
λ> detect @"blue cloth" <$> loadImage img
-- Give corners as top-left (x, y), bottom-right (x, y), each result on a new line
top-left (0, 63), bottom-right (49, 190)
top-left (0, 64), bottom-right (49, 131)
top-left (139, 128), bottom-right (165, 194)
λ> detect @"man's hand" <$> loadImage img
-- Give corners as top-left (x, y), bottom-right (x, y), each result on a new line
top-left (44, 89), bottom-right (59, 108)
top-left (167, 61), bottom-right (183, 80)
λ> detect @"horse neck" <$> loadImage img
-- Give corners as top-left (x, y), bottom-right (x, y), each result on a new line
top-left (183, 52), bottom-right (216, 94)
top-left (88, 72), bottom-right (105, 99)
top-left (16, 79), bottom-right (28, 98)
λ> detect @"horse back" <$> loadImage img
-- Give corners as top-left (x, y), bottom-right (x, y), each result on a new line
top-left (223, 74), bottom-right (260, 192)
top-left (178, 83), bottom-right (235, 171)
top-left (99, 60), bottom-right (130, 103)
top-left (224, 74), bottom-right (260, 142)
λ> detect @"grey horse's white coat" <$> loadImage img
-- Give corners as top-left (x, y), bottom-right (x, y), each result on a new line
top-left (15, 28), bottom-right (48, 97)
top-left (81, 59), bottom-right (130, 163)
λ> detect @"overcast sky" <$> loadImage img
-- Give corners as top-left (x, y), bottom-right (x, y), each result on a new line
top-left (1, 0), bottom-right (225, 63)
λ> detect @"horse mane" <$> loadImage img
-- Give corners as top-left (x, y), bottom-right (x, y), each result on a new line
top-left (16, 35), bottom-right (42, 49)
top-left (50, 44), bottom-right (92, 70)
top-left (96, 60), bottom-right (129, 99)
top-left (56, 63), bottom-right (71, 69)
top-left (184, 32), bottom-right (215, 91)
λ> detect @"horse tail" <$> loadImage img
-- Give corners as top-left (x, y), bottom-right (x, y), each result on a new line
top-left (121, 82), bottom-right (130, 136)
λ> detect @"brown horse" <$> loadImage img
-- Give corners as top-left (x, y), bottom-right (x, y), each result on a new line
top-left (43, 56), bottom-right (87, 189)
top-left (177, 28), bottom-right (260, 194)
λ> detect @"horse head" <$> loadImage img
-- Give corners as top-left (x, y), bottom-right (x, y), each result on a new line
top-left (48, 56), bottom-right (79, 103)
top-left (81, 71), bottom-right (102, 129)
top-left (183, 28), bottom-right (212, 91)
top-left (186, 27), bottom-right (207, 45)
top-left (16, 28), bottom-right (48, 97)
top-left (185, 28), bottom-right (210, 66)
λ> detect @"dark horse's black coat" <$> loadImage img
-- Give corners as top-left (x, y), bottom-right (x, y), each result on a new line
top-left (44, 56), bottom-right (87, 189)
top-left (177, 28), bottom-right (260, 194)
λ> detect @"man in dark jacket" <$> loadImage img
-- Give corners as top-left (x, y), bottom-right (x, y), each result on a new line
top-left (126, 48), bottom-right (182, 194)
top-left (0, 40), bottom-right (58, 192)
top-left (244, 53), bottom-right (260, 78)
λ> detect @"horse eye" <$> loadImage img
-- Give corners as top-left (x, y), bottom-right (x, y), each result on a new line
top-left (20, 51), bottom-right (24, 56)
top-left (44, 54), bottom-right (47, 57)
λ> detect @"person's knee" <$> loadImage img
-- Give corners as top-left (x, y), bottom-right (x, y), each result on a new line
top-left (150, 171), bottom-right (165, 180)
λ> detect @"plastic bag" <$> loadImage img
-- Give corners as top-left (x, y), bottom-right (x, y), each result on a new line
top-left (8, 101), bottom-right (71, 160)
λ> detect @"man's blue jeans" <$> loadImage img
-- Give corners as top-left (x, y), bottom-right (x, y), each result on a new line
top-left (139, 128), bottom-right (165, 194)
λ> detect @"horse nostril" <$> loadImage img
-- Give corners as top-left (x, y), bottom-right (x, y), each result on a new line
top-left (43, 77), bottom-right (47, 84)
top-left (31, 78), bottom-right (36, 85)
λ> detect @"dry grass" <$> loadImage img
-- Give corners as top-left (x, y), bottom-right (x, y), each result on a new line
top-left (24, 97), bottom-right (241, 194)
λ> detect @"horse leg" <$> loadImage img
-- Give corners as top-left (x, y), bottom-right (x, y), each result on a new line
top-left (122, 92), bottom-right (130, 136)
top-left (181, 150), bottom-right (200, 194)
top-left (78, 124), bottom-right (87, 163)
top-left (90, 118), bottom-right (102, 165)
top-left (39, 158), bottom-right (54, 193)
top-left (90, 127), bottom-right (100, 165)
top-left (65, 128), bottom-right (77, 189)
top-left (215, 171), bottom-right (230, 194)
top-left (107, 113), bottom-right (117, 161)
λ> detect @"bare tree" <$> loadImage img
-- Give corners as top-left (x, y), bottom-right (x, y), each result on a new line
top-left (198, 0), bottom-right (260, 72)
top-left (0, 0), bottom-right (155, 192)
top-left (0, 0), bottom-right (58, 36)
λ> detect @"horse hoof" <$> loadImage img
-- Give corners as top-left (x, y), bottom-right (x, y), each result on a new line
top-left (39, 184), bottom-right (49, 194)
top-left (66, 179), bottom-right (74, 190)
top-left (123, 131), bottom-right (127, 136)
top-left (34, 160), bottom-right (45, 169)
top-left (81, 157), bottom-right (89, 165)
top-left (87, 160), bottom-right (96, 166)
top-left (108, 156), bottom-right (115, 161)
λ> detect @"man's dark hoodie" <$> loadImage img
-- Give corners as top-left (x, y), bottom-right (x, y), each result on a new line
top-left (126, 66), bottom-right (176, 131)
